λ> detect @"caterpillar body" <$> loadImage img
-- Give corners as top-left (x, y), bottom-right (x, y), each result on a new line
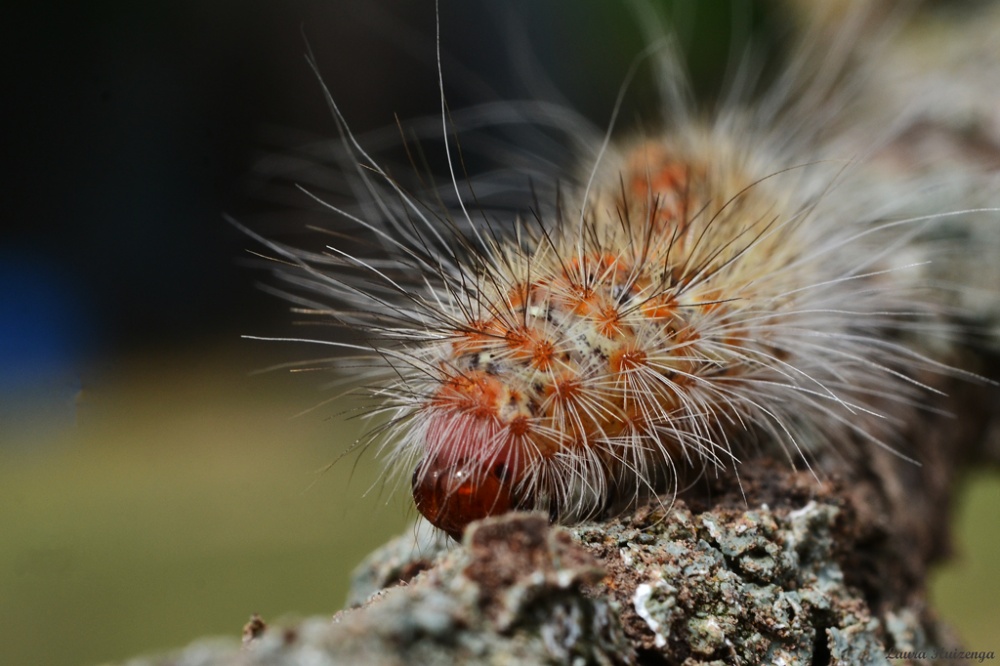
top-left (247, 1), bottom-right (994, 540)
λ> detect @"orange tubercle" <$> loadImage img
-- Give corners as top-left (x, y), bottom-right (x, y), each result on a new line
top-left (610, 347), bottom-right (647, 373)
top-left (434, 371), bottom-right (505, 420)
top-left (505, 326), bottom-right (556, 371)
top-left (640, 293), bottom-right (679, 320)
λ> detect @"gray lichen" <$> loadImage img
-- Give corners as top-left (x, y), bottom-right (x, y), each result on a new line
top-left (567, 496), bottom-right (913, 665)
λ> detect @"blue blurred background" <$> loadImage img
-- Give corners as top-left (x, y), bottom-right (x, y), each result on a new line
top-left (1, 1), bottom-right (996, 664)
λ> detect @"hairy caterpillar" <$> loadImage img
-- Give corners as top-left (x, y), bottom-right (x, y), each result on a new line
top-left (243, 1), bottom-right (996, 541)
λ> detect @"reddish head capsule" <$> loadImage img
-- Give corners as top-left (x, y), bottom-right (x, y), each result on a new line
top-left (411, 455), bottom-right (516, 540)
top-left (410, 402), bottom-right (528, 539)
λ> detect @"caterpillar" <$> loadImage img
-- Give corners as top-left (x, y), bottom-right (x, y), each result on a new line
top-left (243, 0), bottom-right (997, 541)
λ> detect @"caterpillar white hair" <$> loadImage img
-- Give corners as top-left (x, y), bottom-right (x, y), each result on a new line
top-left (242, 0), bottom-right (996, 540)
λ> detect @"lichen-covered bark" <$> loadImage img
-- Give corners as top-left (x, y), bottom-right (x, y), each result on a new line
top-left (119, 353), bottom-right (998, 666)
top-left (115, 501), bottom-right (956, 666)
top-left (118, 462), bottom-right (980, 666)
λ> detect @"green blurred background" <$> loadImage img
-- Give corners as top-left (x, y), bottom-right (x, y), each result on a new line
top-left (0, 349), bottom-right (411, 666)
top-left (2, 1), bottom-right (997, 664)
